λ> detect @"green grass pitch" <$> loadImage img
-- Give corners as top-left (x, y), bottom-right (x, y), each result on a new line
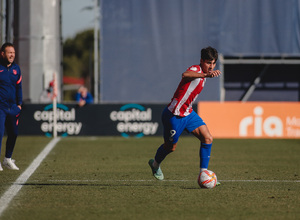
top-left (0, 136), bottom-right (299, 220)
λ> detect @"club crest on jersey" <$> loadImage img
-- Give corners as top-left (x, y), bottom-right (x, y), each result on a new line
top-left (13, 69), bottom-right (17, 75)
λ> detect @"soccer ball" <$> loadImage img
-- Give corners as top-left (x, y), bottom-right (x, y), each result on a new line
top-left (198, 170), bottom-right (217, 189)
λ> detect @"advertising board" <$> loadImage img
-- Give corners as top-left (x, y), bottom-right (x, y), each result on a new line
top-left (198, 102), bottom-right (300, 138)
top-left (19, 103), bottom-right (165, 137)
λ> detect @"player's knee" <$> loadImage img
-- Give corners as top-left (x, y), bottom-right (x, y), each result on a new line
top-left (203, 135), bottom-right (213, 144)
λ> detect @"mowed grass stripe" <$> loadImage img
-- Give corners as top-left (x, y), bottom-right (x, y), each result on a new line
top-left (0, 137), bottom-right (61, 217)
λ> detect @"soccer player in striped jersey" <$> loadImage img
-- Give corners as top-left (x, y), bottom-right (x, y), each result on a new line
top-left (0, 43), bottom-right (23, 171)
top-left (149, 46), bottom-right (221, 181)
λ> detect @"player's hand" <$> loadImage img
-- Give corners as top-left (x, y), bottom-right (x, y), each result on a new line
top-left (207, 70), bottom-right (221, 78)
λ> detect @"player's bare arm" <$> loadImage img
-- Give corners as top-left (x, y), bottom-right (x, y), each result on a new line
top-left (182, 71), bottom-right (206, 80)
top-left (182, 70), bottom-right (221, 81)
top-left (205, 70), bottom-right (221, 78)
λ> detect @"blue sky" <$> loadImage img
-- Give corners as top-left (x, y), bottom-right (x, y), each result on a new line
top-left (61, 0), bottom-right (95, 40)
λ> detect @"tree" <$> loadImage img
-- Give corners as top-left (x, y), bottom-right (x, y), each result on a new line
top-left (62, 29), bottom-right (94, 101)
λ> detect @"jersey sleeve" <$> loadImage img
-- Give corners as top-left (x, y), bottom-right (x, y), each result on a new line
top-left (186, 65), bottom-right (201, 72)
top-left (16, 66), bottom-right (23, 106)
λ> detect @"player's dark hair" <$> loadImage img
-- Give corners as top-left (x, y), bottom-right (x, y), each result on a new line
top-left (1, 42), bottom-right (14, 52)
top-left (201, 46), bottom-right (218, 61)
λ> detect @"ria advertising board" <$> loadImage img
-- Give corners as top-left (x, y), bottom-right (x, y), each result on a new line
top-left (198, 102), bottom-right (300, 139)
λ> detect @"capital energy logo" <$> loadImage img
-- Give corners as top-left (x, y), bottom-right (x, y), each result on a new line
top-left (33, 104), bottom-right (82, 137)
top-left (110, 104), bottom-right (159, 138)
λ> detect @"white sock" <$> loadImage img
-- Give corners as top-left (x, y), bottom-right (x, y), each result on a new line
top-left (200, 168), bottom-right (207, 173)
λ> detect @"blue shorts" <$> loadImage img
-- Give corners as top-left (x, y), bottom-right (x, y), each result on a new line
top-left (162, 107), bottom-right (206, 144)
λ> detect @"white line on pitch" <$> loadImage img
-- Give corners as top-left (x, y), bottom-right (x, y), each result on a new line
top-left (117, 179), bottom-right (300, 183)
top-left (219, 180), bottom-right (300, 183)
top-left (44, 179), bottom-right (300, 183)
top-left (0, 137), bottom-right (61, 217)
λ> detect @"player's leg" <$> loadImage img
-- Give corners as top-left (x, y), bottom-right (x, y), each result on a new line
top-left (149, 107), bottom-right (184, 180)
top-left (155, 108), bottom-right (184, 162)
top-left (3, 106), bottom-right (20, 170)
top-left (154, 134), bottom-right (178, 167)
top-left (149, 141), bottom-right (178, 180)
top-left (192, 124), bottom-right (220, 186)
top-left (0, 109), bottom-right (6, 171)
top-left (191, 124), bottom-right (213, 171)
top-left (184, 111), bottom-right (212, 171)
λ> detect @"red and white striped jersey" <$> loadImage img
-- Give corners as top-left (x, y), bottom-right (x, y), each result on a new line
top-left (167, 65), bottom-right (206, 117)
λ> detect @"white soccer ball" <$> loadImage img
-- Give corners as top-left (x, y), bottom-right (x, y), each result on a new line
top-left (198, 170), bottom-right (217, 189)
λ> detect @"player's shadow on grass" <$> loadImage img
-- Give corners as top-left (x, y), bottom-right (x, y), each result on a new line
top-left (18, 182), bottom-right (198, 189)
top-left (18, 182), bottom-right (156, 188)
